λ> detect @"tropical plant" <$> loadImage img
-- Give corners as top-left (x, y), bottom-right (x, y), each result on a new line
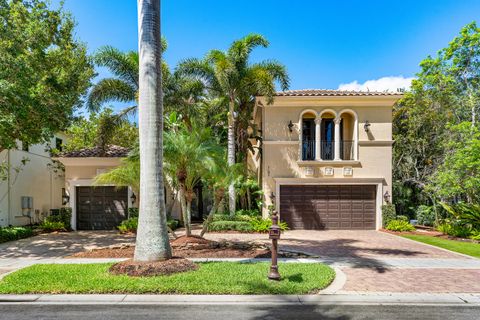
top-left (416, 205), bottom-right (436, 226)
top-left (134, 0), bottom-right (171, 262)
top-left (381, 204), bottom-right (396, 227)
top-left (0, 0), bottom-right (94, 152)
top-left (163, 124), bottom-right (220, 236)
top-left (94, 156), bottom-right (140, 198)
top-left (440, 202), bottom-right (480, 230)
top-left (178, 34), bottom-right (290, 216)
top-left (385, 219), bottom-right (415, 232)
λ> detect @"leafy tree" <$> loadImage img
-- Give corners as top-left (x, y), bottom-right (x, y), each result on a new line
top-left (63, 108), bottom-right (138, 152)
top-left (428, 123), bottom-right (480, 203)
top-left (134, 0), bottom-right (171, 262)
top-left (0, 0), bottom-right (94, 152)
top-left (178, 34), bottom-right (289, 215)
top-left (393, 22), bottom-right (480, 215)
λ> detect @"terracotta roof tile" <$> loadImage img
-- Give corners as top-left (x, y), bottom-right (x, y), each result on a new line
top-left (275, 89), bottom-right (404, 97)
top-left (58, 145), bottom-right (129, 158)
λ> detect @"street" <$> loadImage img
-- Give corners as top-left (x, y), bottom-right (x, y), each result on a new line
top-left (0, 304), bottom-right (479, 320)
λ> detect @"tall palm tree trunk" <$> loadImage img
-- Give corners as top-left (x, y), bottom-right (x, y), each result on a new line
top-left (179, 187), bottom-right (191, 236)
top-left (134, 0), bottom-right (172, 262)
top-left (200, 189), bottom-right (224, 237)
top-left (228, 98), bottom-right (236, 217)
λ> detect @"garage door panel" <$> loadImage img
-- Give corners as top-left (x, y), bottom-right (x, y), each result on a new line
top-left (280, 185), bottom-right (376, 230)
top-left (77, 186), bottom-right (128, 230)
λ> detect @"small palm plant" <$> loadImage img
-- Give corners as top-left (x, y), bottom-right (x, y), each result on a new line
top-left (163, 124), bottom-right (220, 236)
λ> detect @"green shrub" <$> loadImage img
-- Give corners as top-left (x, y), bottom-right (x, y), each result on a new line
top-left (117, 216), bottom-right (179, 233)
top-left (385, 219), bottom-right (415, 232)
top-left (118, 217), bottom-right (138, 233)
top-left (167, 218), bottom-right (179, 230)
top-left (249, 217), bottom-right (289, 233)
top-left (470, 230), bottom-right (480, 241)
top-left (416, 205), bottom-right (435, 226)
top-left (382, 204), bottom-right (396, 227)
top-left (208, 221), bottom-right (253, 232)
top-left (235, 209), bottom-right (261, 217)
top-left (440, 202), bottom-right (480, 230)
top-left (0, 226), bottom-right (33, 243)
top-left (40, 220), bottom-right (66, 232)
top-left (128, 207), bottom-right (139, 218)
top-left (45, 207), bottom-right (72, 230)
top-left (396, 215), bottom-right (409, 222)
top-left (436, 221), bottom-right (472, 238)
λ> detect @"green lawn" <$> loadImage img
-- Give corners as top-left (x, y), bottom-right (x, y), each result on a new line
top-left (0, 262), bottom-right (335, 295)
top-left (401, 234), bottom-right (480, 258)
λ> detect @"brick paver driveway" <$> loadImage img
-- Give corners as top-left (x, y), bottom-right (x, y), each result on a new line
top-left (1, 229), bottom-right (479, 293)
top-left (206, 230), bottom-right (480, 293)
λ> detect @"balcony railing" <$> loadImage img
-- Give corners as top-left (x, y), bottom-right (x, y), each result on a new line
top-left (340, 140), bottom-right (354, 160)
top-left (321, 140), bottom-right (334, 160)
top-left (302, 140), bottom-right (315, 160)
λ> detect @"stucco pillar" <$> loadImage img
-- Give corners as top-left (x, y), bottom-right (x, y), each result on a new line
top-left (315, 118), bottom-right (321, 160)
top-left (354, 117), bottom-right (359, 160)
top-left (334, 117), bottom-right (341, 161)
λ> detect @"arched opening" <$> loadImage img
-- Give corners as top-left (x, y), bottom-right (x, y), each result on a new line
top-left (320, 111), bottom-right (336, 160)
top-left (301, 112), bottom-right (316, 160)
top-left (338, 110), bottom-right (358, 160)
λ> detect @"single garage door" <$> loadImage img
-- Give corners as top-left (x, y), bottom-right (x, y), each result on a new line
top-left (76, 186), bottom-right (128, 230)
top-left (280, 185), bottom-right (376, 230)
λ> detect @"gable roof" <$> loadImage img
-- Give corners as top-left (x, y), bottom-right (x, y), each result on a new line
top-left (58, 145), bottom-right (130, 158)
top-left (275, 89), bottom-right (404, 97)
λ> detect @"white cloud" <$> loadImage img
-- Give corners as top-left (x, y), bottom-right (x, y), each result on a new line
top-left (338, 76), bottom-right (414, 92)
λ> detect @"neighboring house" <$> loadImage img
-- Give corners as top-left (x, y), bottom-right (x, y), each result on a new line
top-left (0, 134), bottom-right (67, 227)
top-left (249, 89), bottom-right (403, 230)
top-left (55, 145), bottom-right (197, 230)
top-left (55, 145), bottom-right (135, 230)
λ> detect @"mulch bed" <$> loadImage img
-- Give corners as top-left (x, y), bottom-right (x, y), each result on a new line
top-left (70, 236), bottom-right (279, 259)
top-left (109, 257), bottom-right (198, 277)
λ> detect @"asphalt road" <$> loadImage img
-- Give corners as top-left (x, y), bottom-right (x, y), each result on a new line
top-left (0, 304), bottom-right (479, 320)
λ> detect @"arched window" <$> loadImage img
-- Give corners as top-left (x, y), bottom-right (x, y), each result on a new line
top-left (300, 112), bottom-right (316, 160)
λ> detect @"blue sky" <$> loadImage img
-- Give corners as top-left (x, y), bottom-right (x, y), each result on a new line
top-left (55, 0), bottom-right (480, 112)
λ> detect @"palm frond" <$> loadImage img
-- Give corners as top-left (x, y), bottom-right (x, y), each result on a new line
top-left (228, 34), bottom-right (269, 66)
top-left (87, 78), bottom-right (137, 112)
top-left (94, 46), bottom-right (139, 89)
top-left (252, 60), bottom-right (290, 91)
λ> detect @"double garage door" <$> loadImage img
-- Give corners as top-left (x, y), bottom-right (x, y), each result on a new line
top-left (280, 185), bottom-right (376, 230)
top-left (77, 186), bottom-right (128, 230)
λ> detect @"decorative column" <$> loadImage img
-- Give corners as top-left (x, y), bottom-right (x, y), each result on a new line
top-left (354, 117), bottom-right (359, 160)
top-left (334, 117), bottom-right (341, 161)
top-left (315, 118), bottom-right (321, 160)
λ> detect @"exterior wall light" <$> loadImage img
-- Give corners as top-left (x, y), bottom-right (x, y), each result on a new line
top-left (364, 120), bottom-right (371, 132)
top-left (130, 192), bottom-right (137, 205)
top-left (383, 191), bottom-right (391, 203)
top-left (62, 188), bottom-right (70, 205)
top-left (287, 120), bottom-right (294, 133)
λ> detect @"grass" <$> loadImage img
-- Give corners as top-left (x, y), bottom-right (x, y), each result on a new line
top-left (0, 262), bottom-right (335, 295)
top-left (401, 234), bottom-right (480, 258)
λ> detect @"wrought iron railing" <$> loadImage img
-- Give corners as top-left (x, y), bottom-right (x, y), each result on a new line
top-left (302, 140), bottom-right (315, 160)
top-left (321, 140), bottom-right (334, 160)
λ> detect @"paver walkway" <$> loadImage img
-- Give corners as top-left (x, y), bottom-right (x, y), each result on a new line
top-left (0, 230), bottom-right (478, 293)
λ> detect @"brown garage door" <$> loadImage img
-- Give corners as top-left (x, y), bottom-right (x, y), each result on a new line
top-left (280, 185), bottom-right (376, 230)
top-left (76, 186), bottom-right (128, 230)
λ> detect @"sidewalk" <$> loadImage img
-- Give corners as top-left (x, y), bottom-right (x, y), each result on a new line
top-left (1, 293), bottom-right (479, 305)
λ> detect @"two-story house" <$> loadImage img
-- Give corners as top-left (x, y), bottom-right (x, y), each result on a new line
top-left (249, 90), bottom-right (403, 230)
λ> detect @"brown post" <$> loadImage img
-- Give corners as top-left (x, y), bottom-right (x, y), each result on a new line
top-left (268, 210), bottom-right (281, 280)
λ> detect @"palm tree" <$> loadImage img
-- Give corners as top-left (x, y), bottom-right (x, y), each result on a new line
top-left (163, 124), bottom-right (219, 236)
top-left (200, 152), bottom-right (241, 237)
top-left (94, 157), bottom-right (140, 198)
top-left (134, 0), bottom-right (171, 262)
top-left (178, 34), bottom-right (289, 216)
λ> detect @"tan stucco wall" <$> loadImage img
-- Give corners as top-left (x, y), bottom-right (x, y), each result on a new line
top-left (0, 136), bottom-right (65, 227)
top-left (252, 95), bottom-right (399, 228)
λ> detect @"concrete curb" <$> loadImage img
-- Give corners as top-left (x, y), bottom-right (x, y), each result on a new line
top-left (1, 293), bottom-right (479, 305)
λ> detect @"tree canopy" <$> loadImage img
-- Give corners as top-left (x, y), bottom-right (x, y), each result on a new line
top-left (0, 0), bottom-right (94, 151)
